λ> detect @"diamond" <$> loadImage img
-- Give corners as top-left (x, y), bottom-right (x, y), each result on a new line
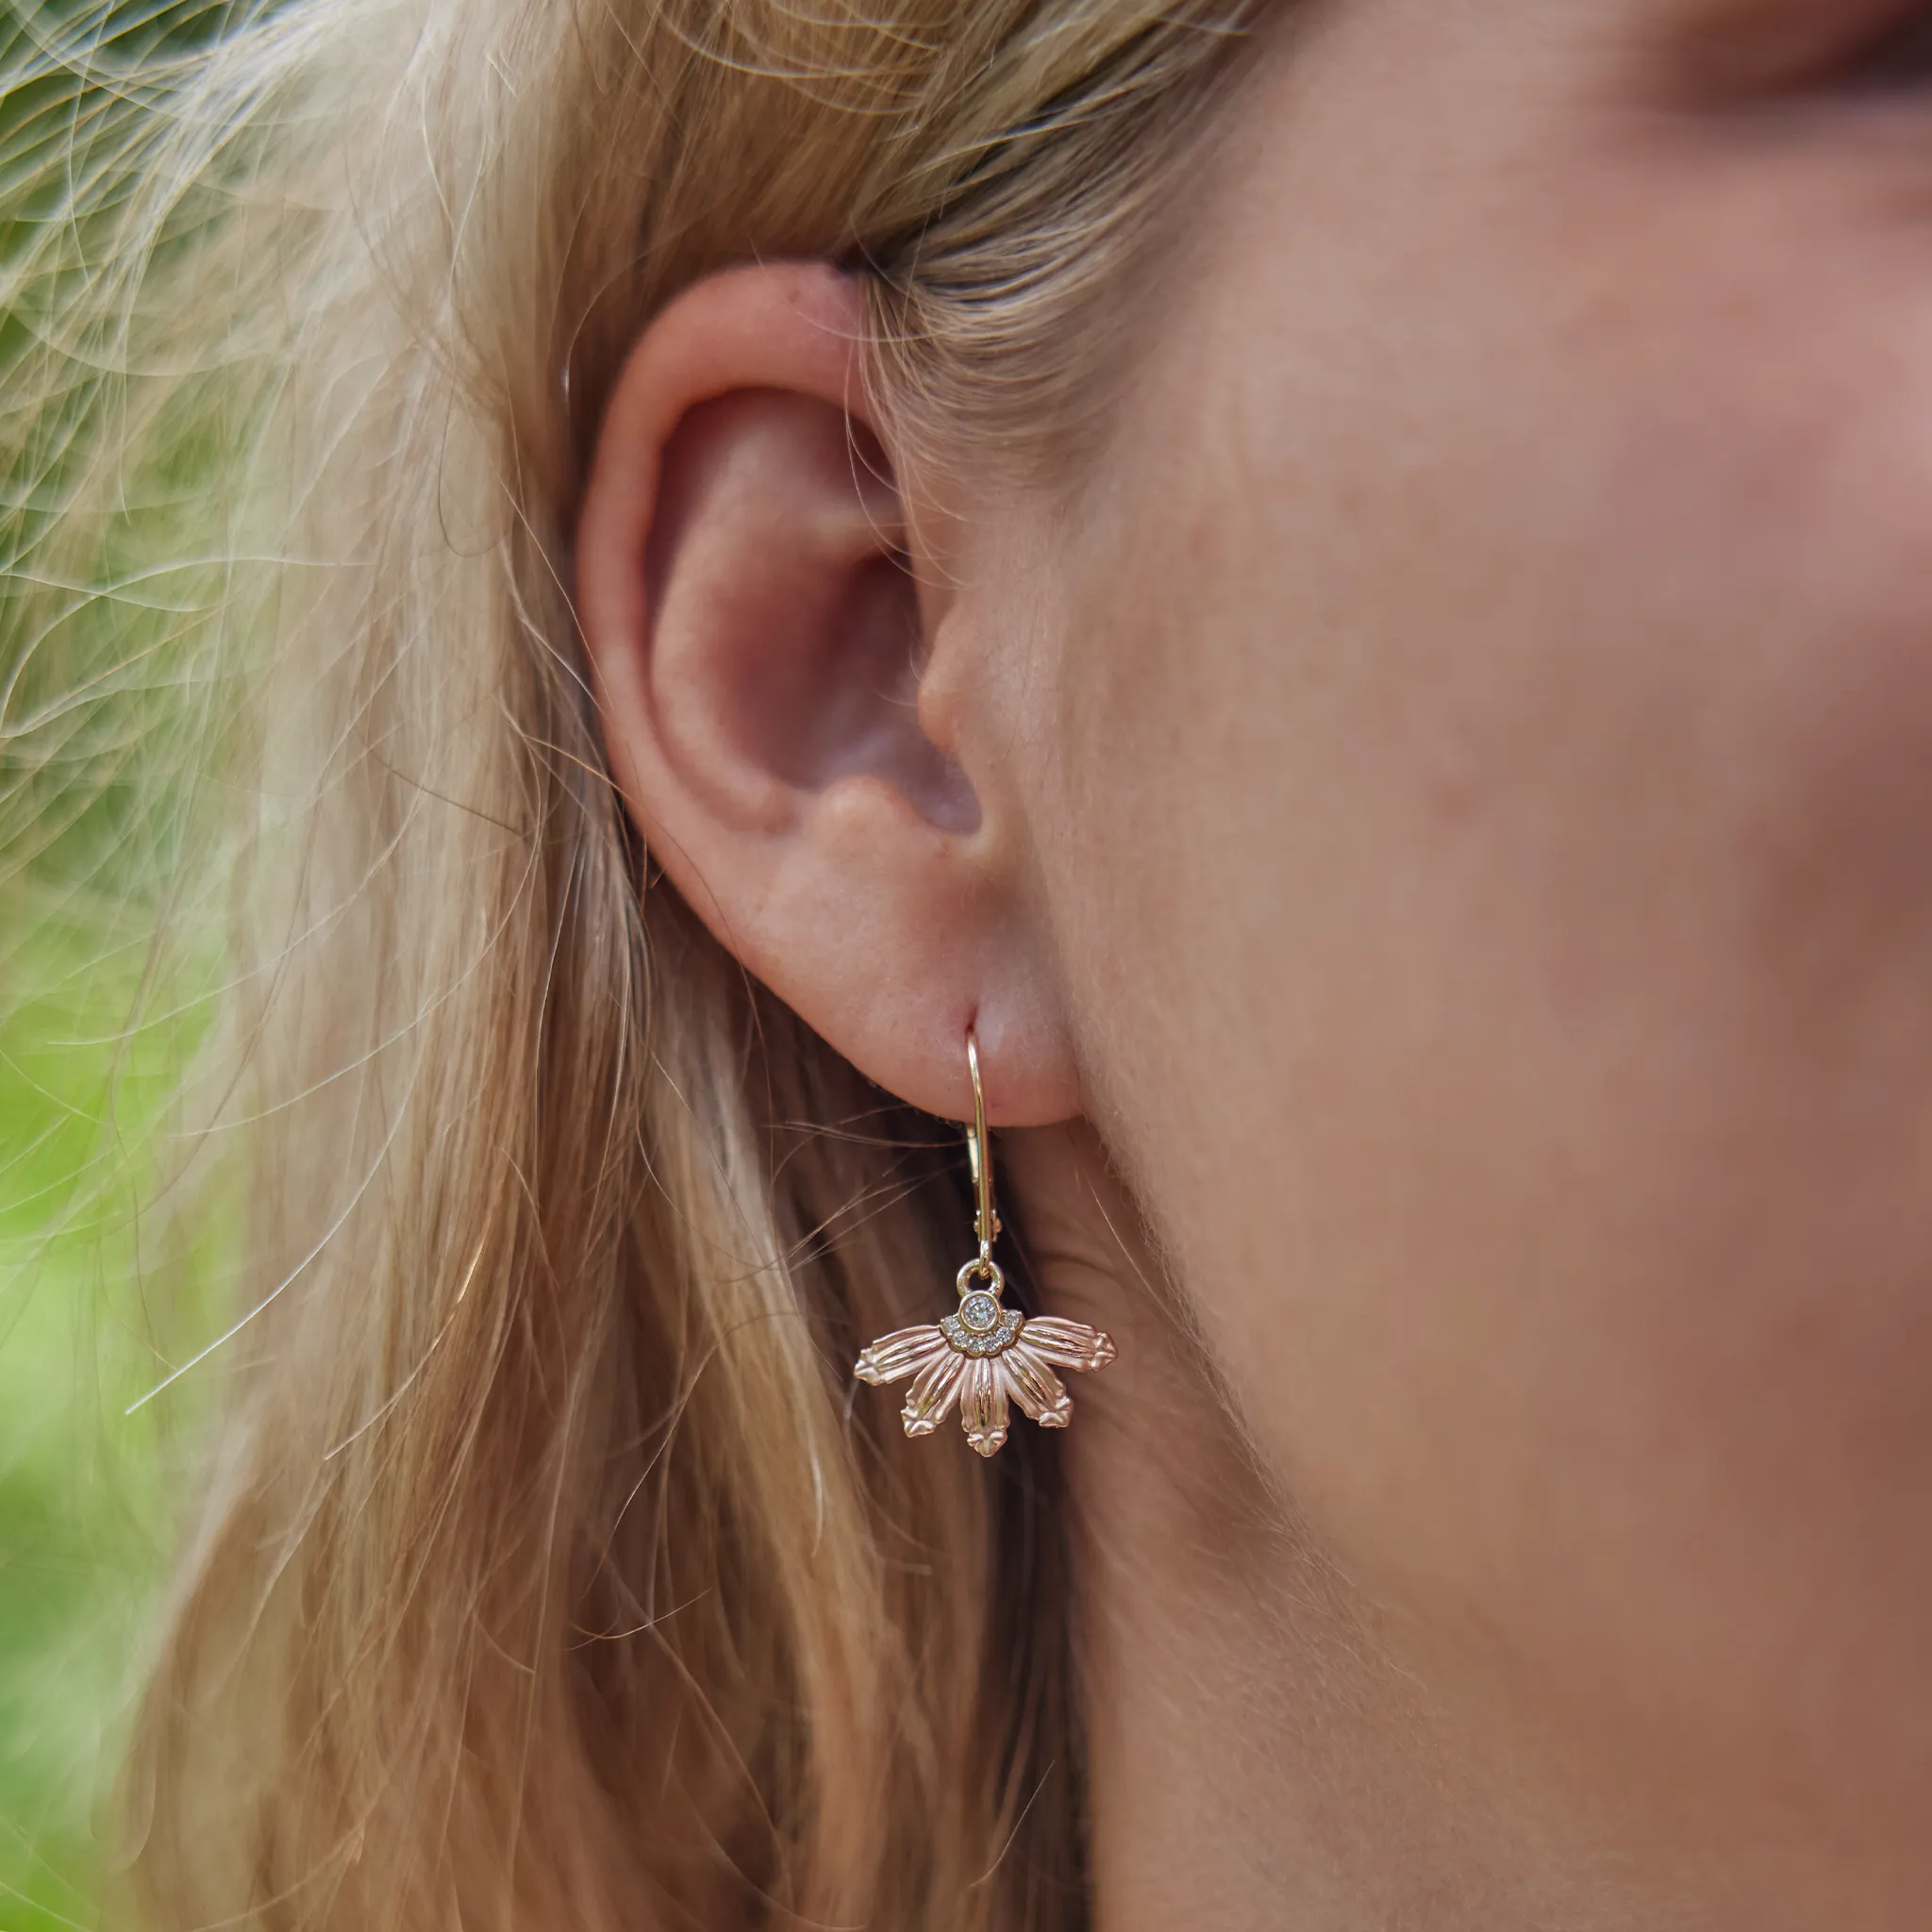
top-left (940, 1305), bottom-right (1024, 1358)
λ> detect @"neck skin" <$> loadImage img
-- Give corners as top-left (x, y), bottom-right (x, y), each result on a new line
top-left (1008, 1124), bottom-right (1914, 1932)
top-left (1004, 1123), bottom-right (1577, 1932)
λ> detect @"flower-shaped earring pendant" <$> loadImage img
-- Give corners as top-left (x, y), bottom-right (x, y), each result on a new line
top-left (855, 1033), bottom-right (1116, 1457)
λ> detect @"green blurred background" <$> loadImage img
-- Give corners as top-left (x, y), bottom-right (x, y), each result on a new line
top-left (0, 917), bottom-right (196, 1931)
top-left (0, 5), bottom-right (235, 1924)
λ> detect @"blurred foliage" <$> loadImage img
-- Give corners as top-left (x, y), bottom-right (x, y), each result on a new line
top-left (0, 907), bottom-right (214, 1931)
top-left (0, 4), bottom-right (242, 1925)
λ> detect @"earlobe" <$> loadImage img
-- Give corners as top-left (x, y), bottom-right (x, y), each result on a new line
top-left (574, 261), bottom-right (1080, 1124)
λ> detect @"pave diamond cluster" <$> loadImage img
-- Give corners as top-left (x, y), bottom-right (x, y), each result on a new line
top-left (941, 1291), bottom-right (1024, 1357)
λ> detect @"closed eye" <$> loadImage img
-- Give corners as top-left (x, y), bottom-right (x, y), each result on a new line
top-left (1840, 7), bottom-right (1932, 87)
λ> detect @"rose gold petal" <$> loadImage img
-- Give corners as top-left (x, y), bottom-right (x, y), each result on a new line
top-left (1016, 1317), bottom-right (1117, 1375)
top-left (960, 1357), bottom-right (1009, 1458)
top-left (900, 1348), bottom-right (966, 1437)
top-left (856, 1324), bottom-right (950, 1387)
top-left (1000, 1345), bottom-right (1072, 1428)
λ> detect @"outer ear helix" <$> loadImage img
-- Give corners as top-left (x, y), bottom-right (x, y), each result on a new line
top-left (854, 1030), bottom-right (1116, 1458)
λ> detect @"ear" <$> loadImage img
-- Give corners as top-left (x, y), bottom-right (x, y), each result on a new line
top-left (575, 261), bottom-right (1078, 1125)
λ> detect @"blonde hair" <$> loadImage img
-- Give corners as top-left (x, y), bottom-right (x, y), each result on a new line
top-left (2, 2), bottom-right (1256, 1924)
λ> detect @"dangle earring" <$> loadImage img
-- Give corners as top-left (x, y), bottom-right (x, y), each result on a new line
top-left (855, 1030), bottom-right (1116, 1457)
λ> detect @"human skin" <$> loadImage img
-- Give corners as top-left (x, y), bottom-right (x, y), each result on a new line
top-left (576, 2), bottom-right (1932, 1924)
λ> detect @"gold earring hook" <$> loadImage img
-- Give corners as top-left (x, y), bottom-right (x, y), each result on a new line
top-left (965, 1029), bottom-right (1000, 1260)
